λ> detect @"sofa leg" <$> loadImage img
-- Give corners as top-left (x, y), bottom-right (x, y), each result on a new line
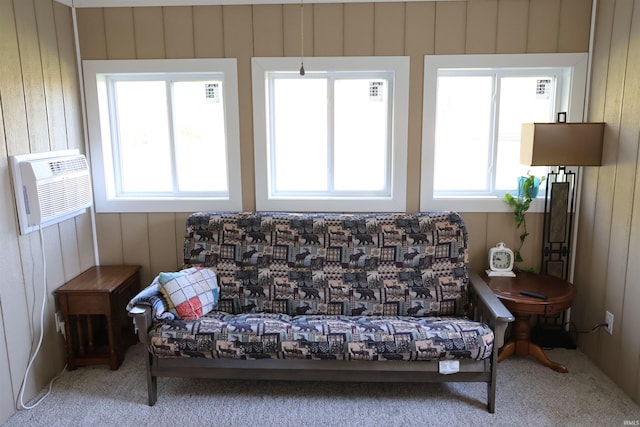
top-left (147, 376), bottom-right (157, 406)
top-left (487, 381), bottom-right (496, 413)
top-left (146, 353), bottom-right (157, 406)
top-left (487, 346), bottom-right (498, 413)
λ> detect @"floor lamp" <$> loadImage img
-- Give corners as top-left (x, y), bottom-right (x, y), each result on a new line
top-left (520, 121), bottom-right (605, 280)
top-left (520, 121), bottom-right (604, 348)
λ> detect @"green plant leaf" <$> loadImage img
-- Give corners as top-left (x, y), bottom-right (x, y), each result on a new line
top-left (503, 174), bottom-right (544, 268)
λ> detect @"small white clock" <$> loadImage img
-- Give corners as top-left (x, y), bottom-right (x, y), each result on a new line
top-left (486, 242), bottom-right (516, 277)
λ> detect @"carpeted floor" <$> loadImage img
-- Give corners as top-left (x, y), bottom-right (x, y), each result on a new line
top-left (4, 343), bottom-right (640, 427)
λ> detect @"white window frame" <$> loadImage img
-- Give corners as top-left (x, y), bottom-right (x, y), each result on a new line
top-left (252, 56), bottom-right (410, 212)
top-left (420, 53), bottom-right (588, 213)
top-left (83, 58), bottom-right (242, 213)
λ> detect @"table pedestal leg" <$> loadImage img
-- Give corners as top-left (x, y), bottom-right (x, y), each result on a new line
top-left (497, 313), bottom-right (568, 373)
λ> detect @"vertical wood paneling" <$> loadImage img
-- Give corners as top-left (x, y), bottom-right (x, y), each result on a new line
top-left (0, 300), bottom-right (12, 421)
top-left (148, 213), bottom-right (179, 278)
top-left (374, 2), bottom-right (404, 55)
top-left (96, 214), bottom-right (124, 265)
top-left (223, 5), bottom-right (255, 211)
top-left (54, 2), bottom-right (84, 152)
top-left (404, 2), bottom-right (435, 55)
top-left (0, 4), bottom-right (33, 410)
top-left (573, 0), bottom-right (614, 358)
top-left (193, 6), bottom-right (225, 58)
top-left (74, 213), bottom-right (95, 272)
top-left (595, 0), bottom-right (632, 380)
top-left (76, 8), bottom-right (107, 60)
top-left (133, 7), bottom-right (165, 59)
top-left (573, 0), bottom-right (640, 407)
top-left (54, 3), bottom-right (96, 276)
top-left (486, 213), bottom-right (513, 260)
top-left (461, 213), bottom-right (488, 272)
top-left (121, 213), bottom-right (152, 285)
top-left (604, 0), bottom-right (639, 392)
top-left (104, 7), bottom-right (136, 59)
top-left (283, 3), bottom-right (313, 57)
top-left (13, 0), bottom-right (64, 403)
top-left (526, 213), bottom-right (543, 272)
top-left (527, 0), bottom-right (561, 53)
top-left (404, 2), bottom-right (435, 212)
top-left (15, 0), bottom-right (49, 153)
top-left (253, 5), bottom-right (284, 57)
top-left (175, 212), bottom-right (190, 267)
top-left (434, 1), bottom-right (466, 54)
top-left (0, 7), bottom-right (28, 155)
top-left (0, 1), bottom-right (95, 420)
top-left (163, 6), bottom-right (194, 59)
top-left (35, 0), bottom-right (66, 151)
top-left (42, 227), bottom-right (65, 304)
top-left (0, 3), bottom-right (22, 417)
top-left (573, 169), bottom-right (601, 350)
top-left (466, 0), bottom-right (498, 54)
top-left (344, 3), bottom-right (374, 56)
top-left (558, 0), bottom-right (592, 52)
top-left (58, 219), bottom-right (81, 281)
top-left (618, 1), bottom-right (640, 397)
top-left (496, 0), bottom-right (528, 53)
top-left (313, 3), bottom-right (344, 56)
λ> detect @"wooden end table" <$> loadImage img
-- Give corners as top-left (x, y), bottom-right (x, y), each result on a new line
top-left (55, 265), bottom-right (141, 370)
top-left (482, 271), bottom-right (577, 373)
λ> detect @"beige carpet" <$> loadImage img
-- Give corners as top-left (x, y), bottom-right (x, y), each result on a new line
top-left (4, 343), bottom-right (640, 427)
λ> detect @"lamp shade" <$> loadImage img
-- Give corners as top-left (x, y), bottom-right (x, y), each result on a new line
top-left (520, 122), bottom-right (605, 166)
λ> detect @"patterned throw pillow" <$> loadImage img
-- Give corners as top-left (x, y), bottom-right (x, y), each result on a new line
top-left (158, 268), bottom-right (220, 320)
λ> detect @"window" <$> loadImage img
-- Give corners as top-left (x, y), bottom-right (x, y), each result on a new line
top-left (420, 53), bottom-right (588, 212)
top-left (252, 57), bottom-right (410, 212)
top-left (83, 59), bottom-right (242, 212)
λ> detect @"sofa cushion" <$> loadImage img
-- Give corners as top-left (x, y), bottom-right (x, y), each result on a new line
top-left (158, 268), bottom-right (220, 320)
top-left (183, 212), bottom-right (470, 318)
top-left (147, 312), bottom-right (493, 361)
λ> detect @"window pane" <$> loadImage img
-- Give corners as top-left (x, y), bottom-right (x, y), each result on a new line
top-left (114, 81), bottom-right (172, 193)
top-left (173, 81), bottom-right (228, 192)
top-left (272, 78), bottom-right (328, 193)
top-left (434, 76), bottom-right (493, 192)
top-left (495, 76), bottom-right (554, 191)
top-left (334, 79), bottom-right (388, 192)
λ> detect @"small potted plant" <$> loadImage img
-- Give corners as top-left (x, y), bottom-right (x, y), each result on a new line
top-left (503, 174), bottom-right (543, 270)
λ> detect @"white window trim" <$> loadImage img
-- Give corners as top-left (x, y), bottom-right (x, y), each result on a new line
top-left (252, 56), bottom-right (410, 212)
top-left (83, 58), bottom-right (242, 213)
top-left (420, 53), bottom-right (588, 213)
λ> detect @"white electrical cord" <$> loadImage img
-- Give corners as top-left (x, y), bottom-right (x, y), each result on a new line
top-left (17, 227), bottom-right (66, 410)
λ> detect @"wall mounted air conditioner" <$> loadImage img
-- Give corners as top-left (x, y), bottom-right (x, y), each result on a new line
top-left (10, 149), bottom-right (93, 235)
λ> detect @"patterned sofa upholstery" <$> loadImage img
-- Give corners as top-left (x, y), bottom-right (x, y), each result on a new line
top-left (128, 212), bottom-right (513, 413)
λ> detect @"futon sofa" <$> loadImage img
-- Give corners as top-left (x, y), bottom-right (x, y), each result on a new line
top-left (127, 211), bottom-right (514, 413)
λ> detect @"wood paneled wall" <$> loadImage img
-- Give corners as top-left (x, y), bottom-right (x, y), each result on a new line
top-left (77, 0), bottom-right (592, 287)
top-left (573, 0), bottom-right (640, 405)
top-left (0, 0), bottom-right (94, 423)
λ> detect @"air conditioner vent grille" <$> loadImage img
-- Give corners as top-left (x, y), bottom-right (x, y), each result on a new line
top-left (49, 157), bottom-right (88, 176)
top-left (38, 175), bottom-right (92, 222)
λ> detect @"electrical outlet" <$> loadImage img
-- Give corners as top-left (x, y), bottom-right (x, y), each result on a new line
top-left (604, 310), bottom-right (614, 335)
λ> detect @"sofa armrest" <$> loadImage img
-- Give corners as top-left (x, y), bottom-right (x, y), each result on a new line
top-left (468, 271), bottom-right (514, 349)
top-left (128, 305), bottom-right (152, 344)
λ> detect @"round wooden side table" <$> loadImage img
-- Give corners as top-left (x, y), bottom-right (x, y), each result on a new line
top-left (482, 271), bottom-right (577, 373)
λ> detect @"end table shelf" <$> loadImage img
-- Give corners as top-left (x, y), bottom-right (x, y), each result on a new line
top-left (55, 265), bottom-right (141, 370)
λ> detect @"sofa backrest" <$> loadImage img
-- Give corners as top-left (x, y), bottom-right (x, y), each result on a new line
top-left (184, 212), bottom-right (469, 317)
